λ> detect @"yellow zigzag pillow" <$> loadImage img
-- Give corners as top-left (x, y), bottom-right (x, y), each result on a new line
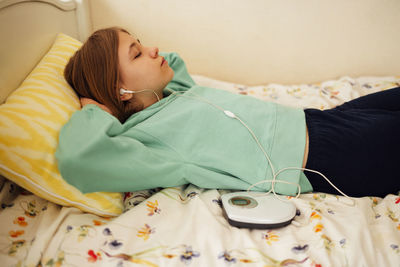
top-left (0, 33), bottom-right (123, 216)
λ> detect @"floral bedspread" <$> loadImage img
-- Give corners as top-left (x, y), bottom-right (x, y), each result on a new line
top-left (1, 75), bottom-right (400, 267)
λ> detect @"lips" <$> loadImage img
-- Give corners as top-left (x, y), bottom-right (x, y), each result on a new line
top-left (161, 57), bottom-right (166, 66)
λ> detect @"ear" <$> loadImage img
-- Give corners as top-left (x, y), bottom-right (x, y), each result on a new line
top-left (119, 85), bottom-right (133, 101)
top-left (120, 92), bottom-right (133, 101)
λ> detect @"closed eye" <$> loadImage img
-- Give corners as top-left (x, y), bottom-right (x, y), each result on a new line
top-left (134, 52), bottom-right (141, 59)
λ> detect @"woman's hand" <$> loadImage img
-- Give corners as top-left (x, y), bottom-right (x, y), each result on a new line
top-left (80, 97), bottom-right (112, 114)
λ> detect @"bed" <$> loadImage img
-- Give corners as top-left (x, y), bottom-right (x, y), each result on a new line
top-left (1, 0), bottom-right (400, 266)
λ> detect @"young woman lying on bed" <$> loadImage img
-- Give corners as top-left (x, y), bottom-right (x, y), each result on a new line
top-left (56, 27), bottom-right (399, 198)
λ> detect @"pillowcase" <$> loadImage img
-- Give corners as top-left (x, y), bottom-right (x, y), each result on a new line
top-left (0, 33), bottom-right (123, 217)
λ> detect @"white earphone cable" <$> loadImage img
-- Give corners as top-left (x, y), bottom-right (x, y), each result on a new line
top-left (163, 88), bottom-right (356, 206)
top-left (120, 88), bottom-right (161, 102)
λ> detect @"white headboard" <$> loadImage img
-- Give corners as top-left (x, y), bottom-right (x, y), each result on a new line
top-left (1, 0), bottom-right (400, 103)
top-left (0, 0), bottom-right (91, 103)
top-left (90, 0), bottom-right (400, 85)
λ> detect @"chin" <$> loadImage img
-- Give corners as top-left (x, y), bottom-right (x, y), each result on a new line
top-left (167, 65), bottom-right (174, 76)
top-left (166, 71), bottom-right (174, 84)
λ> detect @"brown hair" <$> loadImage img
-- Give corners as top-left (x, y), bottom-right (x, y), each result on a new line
top-left (64, 27), bottom-right (143, 123)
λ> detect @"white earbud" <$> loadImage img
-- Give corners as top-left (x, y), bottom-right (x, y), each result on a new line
top-left (120, 88), bottom-right (135, 95)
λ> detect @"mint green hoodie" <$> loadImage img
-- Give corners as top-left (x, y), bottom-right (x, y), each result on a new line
top-left (56, 52), bottom-right (313, 196)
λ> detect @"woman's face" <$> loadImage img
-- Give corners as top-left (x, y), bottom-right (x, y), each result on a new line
top-left (117, 31), bottom-right (174, 102)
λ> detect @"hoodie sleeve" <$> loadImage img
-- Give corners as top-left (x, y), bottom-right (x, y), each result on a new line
top-left (55, 104), bottom-right (186, 193)
top-left (160, 52), bottom-right (195, 92)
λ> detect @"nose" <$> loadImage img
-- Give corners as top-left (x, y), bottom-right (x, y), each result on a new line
top-left (149, 46), bottom-right (159, 58)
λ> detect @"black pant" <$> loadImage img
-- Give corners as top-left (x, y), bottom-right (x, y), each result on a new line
top-left (304, 86), bottom-right (400, 197)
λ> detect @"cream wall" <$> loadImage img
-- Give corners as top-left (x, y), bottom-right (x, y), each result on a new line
top-left (88, 0), bottom-right (400, 85)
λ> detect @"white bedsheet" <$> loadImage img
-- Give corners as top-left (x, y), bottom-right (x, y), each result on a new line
top-left (1, 75), bottom-right (399, 266)
top-left (1, 183), bottom-right (399, 266)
